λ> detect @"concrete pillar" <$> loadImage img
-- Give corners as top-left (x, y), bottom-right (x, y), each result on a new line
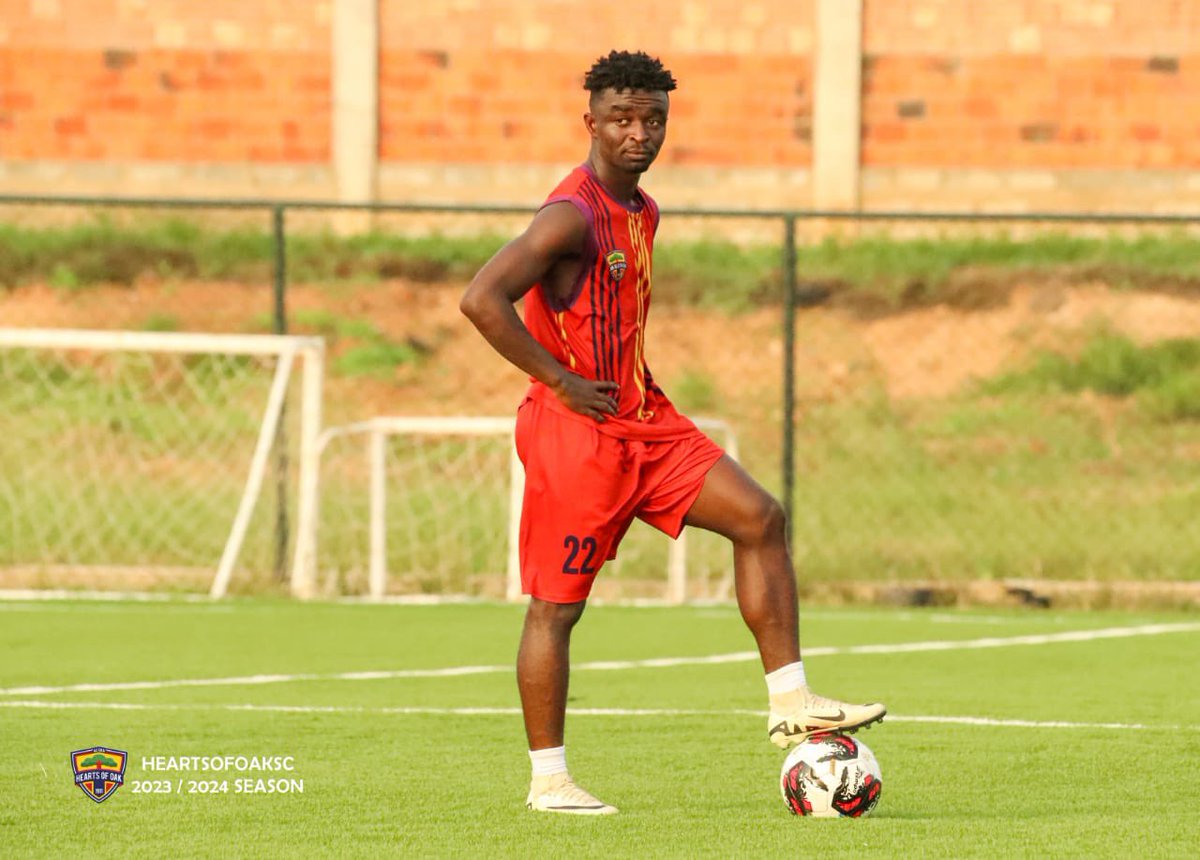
top-left (812, 0), bottom-right (863, 210)
top-left (333, 0), bottom-right (379, 215)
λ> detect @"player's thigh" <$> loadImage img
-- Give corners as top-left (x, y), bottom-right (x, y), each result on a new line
top-left (636, 432), bottom-right (724, 539)
top-left (682, 454), bottom-right (784, 544)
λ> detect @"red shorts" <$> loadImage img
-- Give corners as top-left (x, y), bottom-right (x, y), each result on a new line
top-left (514, 396), bottom-right (725, 603)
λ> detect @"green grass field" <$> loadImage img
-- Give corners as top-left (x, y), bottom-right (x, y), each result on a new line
top-left (2, 599), bottom-right (1197, 857)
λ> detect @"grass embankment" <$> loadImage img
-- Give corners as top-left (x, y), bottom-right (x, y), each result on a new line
top-left (3, 218), bottom-right (1200, 312)
top-left (795, 368), bottom-right (1200, 583)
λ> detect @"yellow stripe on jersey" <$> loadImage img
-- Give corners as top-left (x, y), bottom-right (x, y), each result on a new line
top-left (555, 311), bottom-right (577, 370)
top-left (627, 212), bottom-right (655, 420)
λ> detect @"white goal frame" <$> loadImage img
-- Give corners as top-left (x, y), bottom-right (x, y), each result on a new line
top-left (0, 328), bottom-right (324, 599)
top-left (311, 415), bottom-right (738, 604)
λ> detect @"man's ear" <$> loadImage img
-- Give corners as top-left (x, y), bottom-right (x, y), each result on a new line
top-left (582, 111), bottom-right (597, 138)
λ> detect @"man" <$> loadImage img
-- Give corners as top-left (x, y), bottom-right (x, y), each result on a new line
top-left (460, 50), bottom-right (885, 816)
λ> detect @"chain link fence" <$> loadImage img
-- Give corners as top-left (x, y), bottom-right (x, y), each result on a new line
top-left (2, 195), bottom-right (1198, 600)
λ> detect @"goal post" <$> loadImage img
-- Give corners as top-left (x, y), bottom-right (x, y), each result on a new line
top-left (0, 328), bottom-right (323, 598)
top-left (311, 415), bottom-right (738, 604)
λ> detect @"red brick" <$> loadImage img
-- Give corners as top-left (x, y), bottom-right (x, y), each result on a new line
top-left (1, 90), bottom-right (35, 110)
top-left (107, 94), bottom-right (140, 111)
top-left (1129, 123), bottom-right (1163, 142)
top-left (54, 115), bottom-right (87, 135)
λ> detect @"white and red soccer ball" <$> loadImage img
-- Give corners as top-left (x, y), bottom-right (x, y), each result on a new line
top-left (780, 732), bottom-right (882, 818)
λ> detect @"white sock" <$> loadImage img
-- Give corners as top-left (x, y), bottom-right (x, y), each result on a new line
top-left (529, 745), bottom-right (568, 777)
top-left (765, 661), bottom-right (807, 696)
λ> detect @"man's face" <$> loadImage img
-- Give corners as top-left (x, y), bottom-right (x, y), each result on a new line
top-left (585, 88), bottom-right (669, 174)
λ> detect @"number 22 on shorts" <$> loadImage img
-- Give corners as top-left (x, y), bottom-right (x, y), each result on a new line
top-left (562, 535), bottom-right (598, 575)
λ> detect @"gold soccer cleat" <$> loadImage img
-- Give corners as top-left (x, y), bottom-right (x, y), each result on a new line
top-left (768, 690), bottom-right (887, 749)
top-left (526, 772), bottom-right (618, 816)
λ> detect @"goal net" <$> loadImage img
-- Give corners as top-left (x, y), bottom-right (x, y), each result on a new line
top-left (0, 329), bottom-right (323, 598)
top-left (312, 416), bottom-right (738, 603)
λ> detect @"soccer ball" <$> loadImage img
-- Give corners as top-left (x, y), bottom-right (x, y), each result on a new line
top-left (779, 732), bottom-right (882, 818)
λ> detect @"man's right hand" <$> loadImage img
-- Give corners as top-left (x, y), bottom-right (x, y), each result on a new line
top-left (551, 372), bottom-right (619, 422)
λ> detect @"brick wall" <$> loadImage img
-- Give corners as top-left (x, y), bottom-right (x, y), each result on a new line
top-left (1, 0), bottom-right (1199, 208)
top-left (379, 0), bottom-right (1200, 172)
top-left (377, 0), bottom-right (815, 169)
top-left (0, 0), bottom-right (330, 163)
top-left (862, 1), bottom-right (1200, 170)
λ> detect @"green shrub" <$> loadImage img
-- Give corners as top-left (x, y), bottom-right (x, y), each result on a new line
top-left (984, 330), bottom-right (1200, 420)
top-left (334, 341), bottom-right (422, 378)
top-left (1140, 374), bottom-right (1200, 421)
top-left (669, 369), bottom-right (718, 412)
top-left (48, 263), bottom-right (81, 291)
top-left (140, 313), bottom-right (180, 332)
top-left (292, 309), bottom-right (380, 341)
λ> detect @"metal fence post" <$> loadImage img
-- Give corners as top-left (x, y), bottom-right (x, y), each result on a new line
top-left (782, 214), bottom-right (797, 549)
top-left (272, 205), bottom-right (287, 335)
top-left (272, 204), bottom-right (290, 581)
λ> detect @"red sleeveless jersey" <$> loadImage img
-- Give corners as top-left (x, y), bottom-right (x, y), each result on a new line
top-left (523, 164), bottom-right (698, 440)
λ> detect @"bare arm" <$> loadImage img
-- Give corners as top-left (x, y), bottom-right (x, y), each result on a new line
top-left (460, 202), bottom-right (618, 422)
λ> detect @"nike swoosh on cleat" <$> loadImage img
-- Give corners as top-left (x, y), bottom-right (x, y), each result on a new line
top-left (810, 710), bottom-right (846, 721)
top-left (548, 804), bottom-right (605, 810)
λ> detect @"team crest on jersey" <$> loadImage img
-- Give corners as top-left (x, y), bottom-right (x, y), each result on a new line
top-left (71, 746), bottom-right (127, 803)
top-left (605, 249), bottom-right (627, 281)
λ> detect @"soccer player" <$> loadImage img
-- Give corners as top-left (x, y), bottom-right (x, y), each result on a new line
top-left (460, 50), bottom-right (885, 816)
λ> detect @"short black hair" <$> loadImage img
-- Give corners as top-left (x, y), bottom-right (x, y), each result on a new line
top-left (583, 50), bottom-right (677, 95)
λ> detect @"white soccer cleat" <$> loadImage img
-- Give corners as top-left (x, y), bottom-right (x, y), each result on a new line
top-left (526, 772), bottom-right (618, 816)
top-left (768, 689), bottom-right (887, 749)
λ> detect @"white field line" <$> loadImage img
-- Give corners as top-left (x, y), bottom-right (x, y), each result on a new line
top-left (0, 592), bottom-right (1042, 617)
top-left (0, 590), bottom-right (213, 602)
top-left (2, 622), bottom-right (1197, 699)
top-left (0, 602), bottom-right (1090, 629)
top-left (0, 595), bottom-right (1076, 625)
top-left (0, 699), bottom-right (1196, 733)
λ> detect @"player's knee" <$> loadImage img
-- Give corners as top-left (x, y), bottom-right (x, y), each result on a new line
top-left (526, 597), bottom-right (586, 632)
top-left (739, 493), bottom-right (786, 547)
